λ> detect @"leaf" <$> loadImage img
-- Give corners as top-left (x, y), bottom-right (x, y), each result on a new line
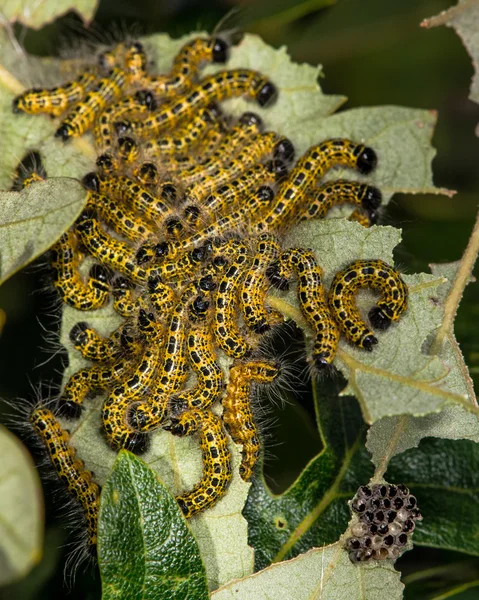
top-left (1, 0), bottom-right (97, 29)
top-left (422, 0), bottom-right (479, 135)
top-left (99, 451), bottom-right (209, 600)
top-left (244, 375), bottom-right (373, 569)
top-left (0, 424), bottom-right (43, 586)
top-left (366, 261), bottom-right (479, 467)
top-left (211, 544), bottom-right (404, 600)
top-left (387, 437), bottom-right (479, 556)
top-left (0, 178), bottom-right (87, 285)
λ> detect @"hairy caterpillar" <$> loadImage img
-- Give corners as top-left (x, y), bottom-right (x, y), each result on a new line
top-left (328, 259), bottom-right (408, 349)
top-left (222, 360), bottom-right (279, 481)
top-left (268, 248), bottom-right (340, 368)
top-left (166, 409), bottom-right (232, 518)
top-left (30, 405), bottom-right (100, 547)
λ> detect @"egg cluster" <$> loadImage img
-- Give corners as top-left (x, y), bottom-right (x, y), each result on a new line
top-left (12, 33), bottom-right (409, 553)
top-left (346, 483), bottom-right (423, 563)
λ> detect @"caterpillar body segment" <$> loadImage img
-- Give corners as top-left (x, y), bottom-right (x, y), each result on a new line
top-left (88, 191), bottom-right (155, 243)
top-left (142, 184), bottom-right (276, 261)
top-left (300, 180), bottom-right (382, 226)
top-left (69, 321), bottom-right (121, 363)
top-left (198, 162), bottom-right (279, 223)
top-left (147, 275), bottom-right (177, 316)
top-left (144, 36), bottom-right (230, 99)
top-left (137, 308), bottom-right (165, 342)
top-left (128, 283), bottom-right (199, 434)
top-left (144, 105), bottom-right (224, 158)
top-left (30, 406), bottom-right (100, 546)
top-left (256, 139), bottom-right (377, 232)
top-left (166, 409), bottom-right (232, 518)
top-left (117, 69), bottom-right (277, 139)
top-left (12, 69), bottom-right (97, 117)
top-left (240, 233), bottom-right (283, 334)
top-left (222, 361), bottom-right (279, 481)
top-left (112, 277), bottom-right (147, 317)
top-left (213, 241), bottom-right (252, 358)
top-left (83, 172), bottom-right (175, 224)
top-left (170, 321), bottom-right (224, 414)
top-left (184, 132), bottom-right (287, 204)
top-left (94, 89), bottom-right (157, 152)
top-left (55, 68), bottom-right (126, 141)
top-left (328, 259), bottom-right (408, 349)
top-left (159, 120), bottom-right (229, 172)
top-left (101, 338), bottom-right (164, 452)
top-left (50, 232), bottom-right (113, 310)
top-left (74, 213), bottom-right (148, 284)
top-left (269, 248), bottom-right (340, 367)
top-left (178, 112), bottom-right (264, 185)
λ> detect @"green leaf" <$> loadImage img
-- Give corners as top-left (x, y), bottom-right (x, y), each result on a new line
top-left (387, 437), bottom-right (479, 556)
top-left (211, 543), bottom-right (403, 600)
top-left (366, 261), bottom-right (479, 467)
top-left (0, 178), bottom-right (87, 285)
top-left (244, 376), bottom-right (372, 569)
top-left (423, 0), bottom-right (479, 134)
top-left (99, 451), bottom-right (209, 600)
top-left (0, 424), bottom-right (43, 586)
top-left (1, 0), bottom-right (97, 29)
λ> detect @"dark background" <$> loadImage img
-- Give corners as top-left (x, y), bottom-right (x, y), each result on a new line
top-left (0, 0), bottom-right (478, 597)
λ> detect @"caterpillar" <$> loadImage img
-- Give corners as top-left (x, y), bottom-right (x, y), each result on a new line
top-left (69, 321), bottom-right (122, 363)
top-left (222, 361), bottom-right (279, 481)
top-left (88, 191), bottom-right (155, 243)
top-left (50, 233), bottom-right (114, 310)
top-left (143, 36), bottom-right (230, 98)
top-left (328, 259), bottom-right (408, 349)
top-left (299, 180), bottom-right (382, 227)
top-left (101, 331), bottom-right (164, 452)
top-left (212, 241), bottom-right (252, 359)
top-left (169, 319), bottom-right (224, 414)
top-left (59, 354), bottom-right (131, 419)
top-left (30, 406), bottom-right (100, 547)
top-left (240, 233), bottom-right (283, 334)
top-left (12, 68), bottom-right (98, 117)
top-left (268, 248), bottom-right (340, 367)
top-left (82, 172), bottom-right (175, 225)
top-left (165, 409), bottom-right (232, 518)
top-left (144, 104), bottom-right (224, 158)
top-left (112, 277), bottom-right (146, 317)
top-left (116, 69), bottom-right (277, 139)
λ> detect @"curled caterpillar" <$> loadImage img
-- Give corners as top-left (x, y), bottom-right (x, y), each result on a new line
top-left (328, 259), bottom-right (408, 350)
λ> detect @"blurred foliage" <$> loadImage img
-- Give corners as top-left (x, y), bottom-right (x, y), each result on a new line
top-left (0, 0), bottom-right (478, 598)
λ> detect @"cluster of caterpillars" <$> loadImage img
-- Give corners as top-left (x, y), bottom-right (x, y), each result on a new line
top-left (12, 32), bottom-right (409, 553)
